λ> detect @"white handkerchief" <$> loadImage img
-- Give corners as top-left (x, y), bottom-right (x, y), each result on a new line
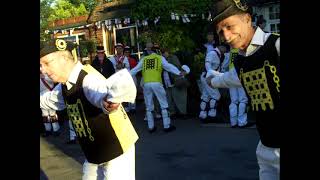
top-left (205, 69), bottom-right (223, 78)
top-left (105, 69), bottom-right (137, 103)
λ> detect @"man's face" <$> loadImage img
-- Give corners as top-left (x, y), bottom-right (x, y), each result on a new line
top-left (40, 51), bottom-right (69, 83)
top-left (163, 51), bottom-right (169, 58)
top-left (97, 52), bottom-right (105, 60)
top-left (216, 14), bottom-right (253, 50)
top-left (116, 47), bottom-right (123, 55)
top-left (207, 34), bottom-right (214, 43)
top-left (259, 22), bottom-right (266, 30)
top-left (124, 51), bottom-right (130, 57)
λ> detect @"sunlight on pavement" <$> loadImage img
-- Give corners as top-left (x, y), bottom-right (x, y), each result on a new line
top-left (40, 137), bottom-right (82, 180)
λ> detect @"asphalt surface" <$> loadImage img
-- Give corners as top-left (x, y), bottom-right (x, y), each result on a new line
top-left (40, 102), bottom-right (260, 180)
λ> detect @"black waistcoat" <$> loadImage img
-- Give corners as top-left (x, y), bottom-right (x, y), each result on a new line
top-left (62, 70), bottom-right (123, 164)
top-left (234, 34), bottom-right (280, 148)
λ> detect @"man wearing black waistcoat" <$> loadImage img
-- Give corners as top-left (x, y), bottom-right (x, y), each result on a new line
top-left (40, 39), bottom-right (139, 180)
top-left (206, 0), bottom-right (280, 179)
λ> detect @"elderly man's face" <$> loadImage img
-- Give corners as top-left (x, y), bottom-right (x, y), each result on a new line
top-left (216, 14), bottom-right (253, 50)
top-left (116, 47), bottom-right (124, 55)
top-left (97, 52), bottom-right (105, 60)
top-left (40, 51), bottom-right (70, 83)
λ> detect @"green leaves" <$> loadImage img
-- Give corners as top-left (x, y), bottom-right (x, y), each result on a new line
top-left (47, 0), bottom-right (89, 22)
top-left (132, 0), bottom-right (214, 20)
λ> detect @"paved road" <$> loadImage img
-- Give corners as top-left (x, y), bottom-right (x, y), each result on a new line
top-left (40, 103), bottom-right (260, 180)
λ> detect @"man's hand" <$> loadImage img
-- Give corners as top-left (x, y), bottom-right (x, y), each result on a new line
top-left (206, 76), bottom-right (214, 88)
top-left (116, 63), bottom-right (125, 70)
top-left (103, 96), bottom-right (120, 113)
top-left (180, 70), bottom-right (187, 76)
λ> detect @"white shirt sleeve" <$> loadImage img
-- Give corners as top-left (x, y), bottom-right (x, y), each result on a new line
top-left (275, 37), bottom-right (280, 56)
top-left (109, 56), bottom-right (116, 69)
top-left (40, 84), bottom-right (66, 111)
top-left (123, 57), bottom-right (130, 70)
top-left (161, 57), bottom-right (181, 75)
top-left (83, 69), bottom-right (137, 113)
top-left (82, 74), bottom-right (110, 110)
top-left (130, 58), bottom-right (143, 76)
top-left (210, 68), bottom-right (242, 88)
top-left (205, 51), bottom-right (220, 71)
top-left (221, 53), bottom-right (230, 73)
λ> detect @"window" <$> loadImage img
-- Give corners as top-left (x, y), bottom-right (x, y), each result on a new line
top-left (270, 23), bottom-right (280, 33)
top-left (269, 6), bottom-right (280, 20)
top-left (78, 34), bottom-right (86, 41)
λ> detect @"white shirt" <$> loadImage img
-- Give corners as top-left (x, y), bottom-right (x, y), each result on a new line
top-left (109, 55), bottom-right (130, 71)
top-left (210, 27), bottom-right (280, 88)
top-left (220, 52), bottom-right (230, 73)
top-left (130, 53), bottom-right (181, 76)
top-left (205, 48), bottom-right (222, 72)
top-left (204, 43), bottom-right (215, 54)
top-left (40, 61), bottom-right (136, 114)
top-left (163, 71), bottom-right (173, 88)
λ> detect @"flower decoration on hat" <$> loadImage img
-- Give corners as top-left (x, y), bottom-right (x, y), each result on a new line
top-left (55, 39), bottom-right (67, 51)
top-left (233, 0), bottom-right (248, 11)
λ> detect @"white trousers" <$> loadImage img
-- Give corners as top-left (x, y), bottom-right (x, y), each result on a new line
top-left (256, 141), bottom-right (280, 180)
top-left (229, 87), bottom-right (248, 126)
top-left (199, 72), bottom-right (221, 118)
top-left (82, 145), bottom-right (135, 180)
top-left (200, 72), bottom-right (221, 102)
top-left (41, 108), bottom-right (60, 132)
top-left (143, 82), bottom-right (171, 129)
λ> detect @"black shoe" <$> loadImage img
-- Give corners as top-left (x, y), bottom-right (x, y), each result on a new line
top-left (231, 125), bottom-right (238, 128)
top-left (163, 125), bottom-right (176, 133)
top-left (238, 122), bottom-right (255, 128)
top-left (41, 133), bottom-right (48, 137)
top-left (52, 131), bottom-right (60, 137)
top-left (148, 127), bottom-right (157, 133)
top-left (41, 131), bottom-right (52, 137)
top-left (208, 116), bottom-right (219, 123)
top-left (200, 118), bottom-right (209, 124)
top-left (66, 139), bottom-right (77, 144)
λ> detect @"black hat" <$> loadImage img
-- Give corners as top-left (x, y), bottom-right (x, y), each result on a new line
top-left (124, 46), bottom-right (131, 51)
top-left (151, 43), bottom-right (160, 52)
top-left (40, 39), bottom-right (77, 58)
top-left (115, 43), bottom-right (124, 48)
top-left (96, 46), bottom-right (105, 53)
top-left (211, 0), bottom-right (250, 25)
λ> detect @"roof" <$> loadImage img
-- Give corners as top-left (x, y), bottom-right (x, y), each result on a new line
top-left (87, 0), bottom-right (135, 23)
top-left (48, 15), bottom-right (89, 30)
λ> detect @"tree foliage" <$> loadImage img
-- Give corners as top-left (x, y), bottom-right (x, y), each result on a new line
top-left (40, 0), bottom-right (55, 40)
top-left (67, 0), bottom-right (97, 12)
top-left (133, 0), bottom-right (215, 53)
top-left (40, 0), bottom-right (98, 40)
top-left (47, 0), bottom-right (88, 22)
top-left (132, 0), bottom-right (214, 20)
